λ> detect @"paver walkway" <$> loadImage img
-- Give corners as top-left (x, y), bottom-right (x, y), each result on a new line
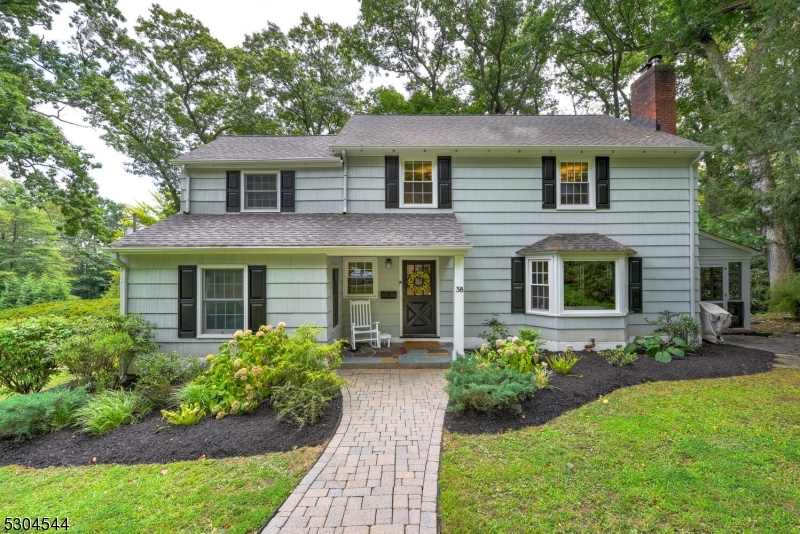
top-left (726, 332), bottom-right (800, 370)
top-left (262, 369), bottom-right (448, 534)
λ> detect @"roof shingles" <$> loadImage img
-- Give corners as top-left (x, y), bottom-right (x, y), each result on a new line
top-left (109, 213), bottom-right (471, 249)
top-left (517, 234), bottom-right (634, 254)
top-left (173, 135), bottom-right (338, 162)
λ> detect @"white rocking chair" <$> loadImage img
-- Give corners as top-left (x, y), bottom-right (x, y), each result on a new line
top-left (349, 300), bottom-right (380, 349)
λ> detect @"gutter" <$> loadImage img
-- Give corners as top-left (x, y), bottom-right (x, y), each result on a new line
top-left (341, 149), bottom-right (348, 214)
top-left (182, 165), bottom-right (190, 214)
top-left (688, 151), bottom-right (705, 320)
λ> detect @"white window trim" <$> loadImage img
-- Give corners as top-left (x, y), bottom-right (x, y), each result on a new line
top-left (399, 156), bottom-right (438, 208)
top-left (344, 257), bottom-right (379, 298)
top-left (556, 157), bottom-right (595, 211)
top-left (525, 253), bottom-right (628, 317)
top-left (241, 170), bottom-right (280, 212)
top-left (196, 264), bottom-right (249, 339)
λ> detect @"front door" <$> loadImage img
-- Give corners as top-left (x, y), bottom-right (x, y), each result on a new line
top-left (403, 260), bottom-right (437, 337)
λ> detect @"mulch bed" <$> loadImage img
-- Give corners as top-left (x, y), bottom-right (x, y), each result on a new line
top-left (0, 396), bottom-right (341, 469)
top-left (444, 343), bottom-right (775, 435)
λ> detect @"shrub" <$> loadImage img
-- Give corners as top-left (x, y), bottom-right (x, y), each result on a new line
top-left (476, 336), bottom-right (542, 373)
top-left (191, 323), bottom-right (346, 418)
top-left (646, 310), bottom-right (701, 350)
top-left (0, 386), bottom-right (89, 441)
top-left (174, 382), bottom-right (216, 412)
top-left (0, 297), bottom-right (119, 322)
top-left (272, 382), bottom-right (335, 429)
top-left (445, 353), bottom-right (536, 413)
top-left (545, 353), bottom-right (580, 375)
top-left (0, 273), bottom-right (71, 311)
top-left (134, 353), bottom-right (205, 406)
top-left (57, 331), bottom-right (134, 391)
top-left (0, 317), bottom-right (81, 394)
top-left (599, 347), bottom-right (638, 366)
top-left (74, 390), bottom-right (152, 435)
top-left (768, 274), bottom-right (800, 320)
top-left (478, 313), bottom-right (510, 344)
top-left (518, 328), bottom-right (547, 350)
top-left (161, 403), bottom-right (206, 426)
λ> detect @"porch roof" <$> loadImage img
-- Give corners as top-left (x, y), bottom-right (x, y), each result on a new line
top-left (108, 213), bottom-right (471, 251)
top-left (516, 233), bottom-right (635, 254)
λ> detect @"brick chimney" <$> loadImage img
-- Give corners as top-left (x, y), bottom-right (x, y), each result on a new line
top-left (630, 55), bottom-right (676, 135)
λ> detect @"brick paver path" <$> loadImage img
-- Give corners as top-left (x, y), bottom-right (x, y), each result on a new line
top-left (262, 369), bottom-right (448, 534)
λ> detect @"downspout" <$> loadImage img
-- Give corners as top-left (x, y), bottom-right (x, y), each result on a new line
top-left (688, 151), bottom-right (704, 321)
top-left (111, 253), bottom-right (131, 381)
top-left (341, 149), bottom-right (348, 214)
top-left (182, 165), bottom-right (191, 214)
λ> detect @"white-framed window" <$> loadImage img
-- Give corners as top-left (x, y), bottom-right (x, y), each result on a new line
top-left (557, 159), bottom-right (594, 209)
top-left (344, 257), bottom-right (378, 298)
top-left (526, 255), bottom-right (626, 316)
top-left (401, 158), bottom-right (436, 207)
top-left (529, 260), bottom-right (550, 311)
top-left (199, 267), bottom-right (247, 336)
top-left (242, 171), bottom-right (279, 211)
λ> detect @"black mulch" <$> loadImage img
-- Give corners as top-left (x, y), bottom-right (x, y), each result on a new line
top-left (0, 396), bottom-right (342, 469)
top-left (444, 343), bottom-right (775, 435)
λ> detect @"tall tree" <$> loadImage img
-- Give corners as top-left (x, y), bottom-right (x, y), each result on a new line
top-left (242, 15), bottom-right (364, 134)
top-left (450, 0), bottom-right (557, 114)
top-left (0, 0), bottom-right (117, 236)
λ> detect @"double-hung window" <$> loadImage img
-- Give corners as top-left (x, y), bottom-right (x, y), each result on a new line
top-left (558, 160), bottom-right (594, 208)
top-left (243, 172), bottom-right (278, 211)
top-left (344, 258), bottom-right (377, 298)
top-left (401, 159), bottom-right (436, 206)
top-left (525, 255), bottom-right (625, 316)
top-left (202, 268), bottom-right (245, 334)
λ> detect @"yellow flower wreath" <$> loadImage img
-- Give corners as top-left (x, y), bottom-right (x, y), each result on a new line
top-left (406, 269), bottom-right (431, 295)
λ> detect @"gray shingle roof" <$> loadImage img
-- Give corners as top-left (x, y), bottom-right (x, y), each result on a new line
top-left (173, 135), bottom-right (338, 163)
top-left (334, 114), bottom-right (708, 149)
top-left (517, 234), bottom-right (634, 254)
top-left (109, 213), bottom-right (471, 249)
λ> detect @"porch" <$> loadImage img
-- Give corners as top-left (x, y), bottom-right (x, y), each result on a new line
top-left (341, 341), bottom-right (454, 368)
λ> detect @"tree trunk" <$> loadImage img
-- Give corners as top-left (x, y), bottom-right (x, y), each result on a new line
top-left (749, 154), bottom-right (795, 284)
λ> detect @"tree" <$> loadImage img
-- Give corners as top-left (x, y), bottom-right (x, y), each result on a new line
top-left (450, 0), bottom-right (557, 114)
top-left (242, 15), bottom-right (364, 134)
top-left (0, 0), bottom-right (117, 236)
top-left (362, 86), bottom-right (468, 114)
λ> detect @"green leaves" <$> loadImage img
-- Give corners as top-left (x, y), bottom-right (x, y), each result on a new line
top-left (627, 330), bottom-right (689, 364)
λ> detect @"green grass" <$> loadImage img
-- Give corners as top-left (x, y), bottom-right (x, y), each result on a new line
top-left (440, 369), bottom-right (800, 533)
top-left (0, 447), bottom-right (322, 533)
top-left (0, 298), bottom-right (119, 322)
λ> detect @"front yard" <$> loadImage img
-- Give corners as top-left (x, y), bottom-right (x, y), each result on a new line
top-left (440, 368), bottom-right (800, 533)
top-left (0, 447), bottom-right (321, 533)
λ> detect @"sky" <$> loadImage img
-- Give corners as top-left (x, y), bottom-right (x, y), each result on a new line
top-left (45, 0), bottom-right (367, 205)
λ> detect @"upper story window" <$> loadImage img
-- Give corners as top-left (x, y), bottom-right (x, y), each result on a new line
top-left (243, 172), bottom-right (278, 211)
top-left (402, 159), bottom-right (436, 206)
top-left (345, 258), bottom-right (377, 298)
top-left (559, 161), bottom-right (592, 207)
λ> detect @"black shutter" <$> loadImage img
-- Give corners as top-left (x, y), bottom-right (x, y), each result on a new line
top-left (596, 156), bottom-right (610, 209)
top-left (438, 156), bottom-right (452, 208)
top-left (248, 265), bottom-right (267, 331)
top-left (385, 156), bottom-right (399, 208)
top-left (511, 257), bottom-right (525, 313)
top-left (226, 170), bottom-right (240, 212)
top-left (178, 265), bottom-right (197, 338)
top-left (629, 257), bottom-right (643, 313)
top-left (542, 156), bottom-right (556, 209)
top-left (281, 171), bottom-right (295, 212)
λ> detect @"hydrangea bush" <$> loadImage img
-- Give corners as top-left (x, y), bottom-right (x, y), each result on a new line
top-left (475, 333), bottom-right (544, 373)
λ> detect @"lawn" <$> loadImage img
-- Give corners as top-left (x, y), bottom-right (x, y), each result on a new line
top-left (0, 446), bottom-right (321, 533)
top-left (440, 369), bottom-right (800, 533)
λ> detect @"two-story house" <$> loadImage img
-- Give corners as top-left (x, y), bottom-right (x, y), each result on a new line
top-left (108, 57), bottom-right (756, 356)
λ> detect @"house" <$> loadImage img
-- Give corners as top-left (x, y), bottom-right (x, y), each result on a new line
top-left (108, 57), bottom-right (757, 356)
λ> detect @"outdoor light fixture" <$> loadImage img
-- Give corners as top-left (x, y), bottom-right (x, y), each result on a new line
top-left (385, 258), bottom-right (393, 269)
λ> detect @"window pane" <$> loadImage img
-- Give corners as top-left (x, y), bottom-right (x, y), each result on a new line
top-left (701, 267), bottom-right (724, 301)
top-left (244, 174), bottom-right (278, 209)
top-left (563, 261), bottom-right (615, 310)
top-left (530, 261), bottom-right (550, 311)
top-left (203, 269), bottom-right (244, 333)
top-left (728, 262), bottom-right (741, 300)
top-left (560, 161), bottom-right (590, 205)
top-left (402, 160), bottom-right (434, 204)
top-left (347, 261), bottom-right (374, 295)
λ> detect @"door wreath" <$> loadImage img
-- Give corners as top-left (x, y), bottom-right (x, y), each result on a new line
top-left (406, 269), bottom-right (431, 295)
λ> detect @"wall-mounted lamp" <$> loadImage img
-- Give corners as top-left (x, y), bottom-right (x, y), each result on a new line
top-left (385, 258), bottom-right (393, 269)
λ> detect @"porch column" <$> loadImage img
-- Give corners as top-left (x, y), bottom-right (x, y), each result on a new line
top-left (453, 255), bottom-right (465, 359)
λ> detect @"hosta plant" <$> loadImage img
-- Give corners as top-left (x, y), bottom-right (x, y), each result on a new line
top-left (625, 333), bottom-right (689, 363)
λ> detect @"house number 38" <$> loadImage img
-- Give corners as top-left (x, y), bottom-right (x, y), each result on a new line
top-left (455, 286), bottom-right (464, 292)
